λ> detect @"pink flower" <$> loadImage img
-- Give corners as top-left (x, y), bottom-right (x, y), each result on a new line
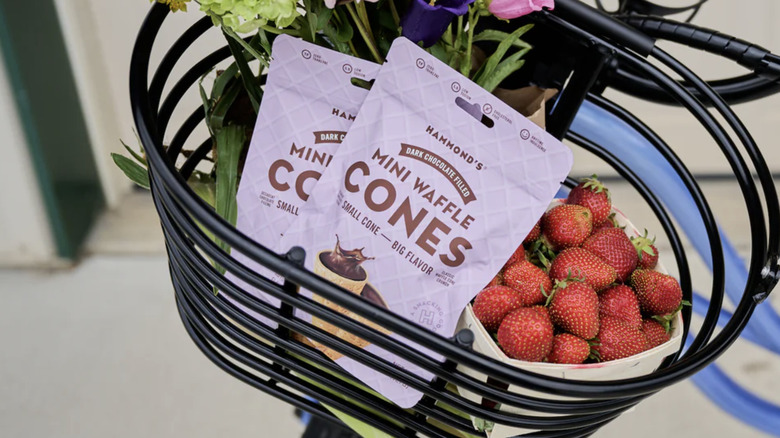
top-left (324, 0), bottom-right (379, 9)
top-left (488, 0), bottom-right (554, 20)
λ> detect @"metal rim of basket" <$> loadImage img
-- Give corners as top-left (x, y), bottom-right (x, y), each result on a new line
top-left (129, 3), bottom-right (780, 437)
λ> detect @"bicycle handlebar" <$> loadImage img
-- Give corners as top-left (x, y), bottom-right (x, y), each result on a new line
top-left (621, 15), bottom-right (780, 79)
top-left (550, 2), bottom-right (780, 105)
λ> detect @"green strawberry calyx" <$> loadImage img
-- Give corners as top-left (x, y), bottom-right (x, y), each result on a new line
top-left (545, 269), bottom-right (586, 306)
top-left (587, 339), bottom-right (602, 362)
top-left (529, 238), bottom-right (556, 271)
top-left (651, 300), bottom-right (691, 332)
top-left (582, 174), bottom-right (611, 200)
top-left (631, 229), bottom-right (656, 260)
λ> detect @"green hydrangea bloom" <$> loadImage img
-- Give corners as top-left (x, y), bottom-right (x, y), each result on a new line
top-left (152, 0), bottom-right (191, 12)
top-left (199, 0), bottom-right (300, 33)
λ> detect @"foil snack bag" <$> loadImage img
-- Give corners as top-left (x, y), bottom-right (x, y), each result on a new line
top-left (227, 35), bottom-right (380, 326)
top-left (281, 37), bottom-right (573, 408)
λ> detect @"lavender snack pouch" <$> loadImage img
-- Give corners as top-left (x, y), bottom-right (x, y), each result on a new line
top-left (227, 35), bottom-right (380, 325)
top-left (281, 38), bottom-right (573, 408)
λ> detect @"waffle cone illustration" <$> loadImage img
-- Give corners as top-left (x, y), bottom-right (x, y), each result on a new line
top-left (310, 235), bottom-right (390, 360)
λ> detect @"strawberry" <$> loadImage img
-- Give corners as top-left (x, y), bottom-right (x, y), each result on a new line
top-left (541, 204), bottom-right (593, 250)
top-left (598, 285), bottom-right (642, 329)
top-left (594, 316), bottom-right (649, 361)
top-left (642, 319), bottom-right (671, 349)
top-left (502, 260), bottom-right (553, 306)
top-left (631, 230), bottom-right (659, 270)
top-left (630, 269), bottom-right (683, 315)
top-left (592, 213), bottom-right (619, 234)
top-left (473, 286), bottom-right (525, 331)
top-left (505, 244), bottom-right (525, 267)
top-left (497, 307), bottom-right (554, 362)
top-left (547, 279), bottom-right (600, 339)
top-left (485, 272), bottom-right (503, 288)
top-left (523, 219), bottom-right (542, 246)
top-left (546, 333), bottom-right (591, 364)
top-left (582, 228), bottom-right (638, 282)
top-left (548, 247), bottom-right (617, 292)
top-left (566, 175), bottom-right (611, 225)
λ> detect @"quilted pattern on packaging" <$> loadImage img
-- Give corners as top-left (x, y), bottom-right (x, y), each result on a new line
top-left (227, 35), bottom-right (380, 327)
top-left (281, 37), bottom-right (573, 408)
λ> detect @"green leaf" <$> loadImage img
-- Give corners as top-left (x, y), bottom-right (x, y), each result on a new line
top-left (214, 125), bottom-right (246, 269)
top-left (212, 63), bottom-right (240, 102)
top-left (473, 28), bottom-right (533, 50)
top-left (474, 24), bottom-right (534, 86)
top-left (210, 79), bottom-right (242, 131)
top-left (317, 7), bottom-right (333, 30)
top-left (119, 139), bottom-right (146, 165)
top-left (429, 42), bottom-right (449, 64)
top-left (188, 171), bottom-right (216, 208)
top-left (479, 59), bottom-right (525, 92)
top-left (199, 73), bottom-right (215, 136)
top-left (333, 19), bottom-right (354, 43)
top-left (224, 31), bottom-right (263, 114)
top-left (111, 153), bottom-right (150, 189)
top-left (323, 22), bottom-right (352, 54)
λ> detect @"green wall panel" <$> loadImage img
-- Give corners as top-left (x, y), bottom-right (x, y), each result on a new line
top-left (0, 0), bottom-right (104, 259)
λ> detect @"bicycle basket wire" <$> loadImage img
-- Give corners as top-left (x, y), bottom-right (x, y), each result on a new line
top-left (129, 2), bottom-right (779, 437)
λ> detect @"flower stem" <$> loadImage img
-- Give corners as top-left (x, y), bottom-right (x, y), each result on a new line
top-left (388, 0), bottom-right (401, 27)
top-left (455, 16), bottom-right (463, 51)
top-left (346, 2), bottom-right (384, 63)
top-left (260, 24), bottom-right (299, 36)
top-left (461, 5), bottom-right (479, 77)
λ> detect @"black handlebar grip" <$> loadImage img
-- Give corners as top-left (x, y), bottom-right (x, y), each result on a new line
top-left (553, 0), bottom-right (656, 56)
top-left (623, 16), bottom-right (771, 71)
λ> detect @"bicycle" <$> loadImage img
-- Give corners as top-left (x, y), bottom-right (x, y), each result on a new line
top-left (129, 0), bottom-right (780, 436)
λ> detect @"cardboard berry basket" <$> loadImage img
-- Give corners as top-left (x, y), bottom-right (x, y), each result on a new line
top-left (455, 200), bottom-right (684, 438)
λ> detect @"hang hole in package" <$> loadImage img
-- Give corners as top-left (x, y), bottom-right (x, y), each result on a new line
top-left (226, 35), bottom-right (380, 327)
top-left (281, 37), bottom-right (574, 408)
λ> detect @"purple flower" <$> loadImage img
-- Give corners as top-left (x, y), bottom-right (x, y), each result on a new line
top-left (401, 0), bottom-right (475, 48)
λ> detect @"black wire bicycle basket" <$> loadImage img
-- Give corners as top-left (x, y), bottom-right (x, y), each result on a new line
top-left (130, 1), bottom-right (780, 436)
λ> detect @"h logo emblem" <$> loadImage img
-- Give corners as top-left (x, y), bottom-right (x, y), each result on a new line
top-left (418, 309), bottom-right (435, 326)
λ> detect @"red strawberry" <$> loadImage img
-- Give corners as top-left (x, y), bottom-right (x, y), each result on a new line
top-left (630, 269), bottom-right (683, 315)
top-left (599, 285), bottom-right (642, 329)
top-left (594, 316), bottom-right (649, 361)
top-left (631, 230), bottom-right (659, 270)
top-left (548, 247), bottom-right (617, 292)
top-left (592, 213), bottom-right (619, 234)
top-left (505, 244), bottom-right (526, 267)
top-left (547, 279), bottom-right (600, 339)
top-left (473, 286), bottom-right (525, 331)
top-left (523, 219), bottom-right (542, 245)
top-left (546, 333), bottom-right (591, 364)
top-left (502, 260), bottom-right (553, 306)
top-left (485, 272), bottom-right (503, 288)
top-left (642, 319), bottom-right (671, 349)
top-left (532, 305), bottom-right (549, 319)
top-left (541, 204), bottom-right (593, 250)
top-left (567, 175), bottom-right (611, 225)
top-left (582, 228), bottom-right (638, 282)
top-left (497, 307), bottom-right (554, 362)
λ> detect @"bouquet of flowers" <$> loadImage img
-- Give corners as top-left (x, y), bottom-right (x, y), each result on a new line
top-left (115, 0), bottom-right (554, 195)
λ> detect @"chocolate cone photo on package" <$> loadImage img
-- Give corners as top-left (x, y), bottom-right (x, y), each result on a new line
top-left (221, 35), bottom-right (380, 329)
top-left (281, 37), bottom-right (573, 408)
top-left (310, 235), bottom-right (393, 360)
